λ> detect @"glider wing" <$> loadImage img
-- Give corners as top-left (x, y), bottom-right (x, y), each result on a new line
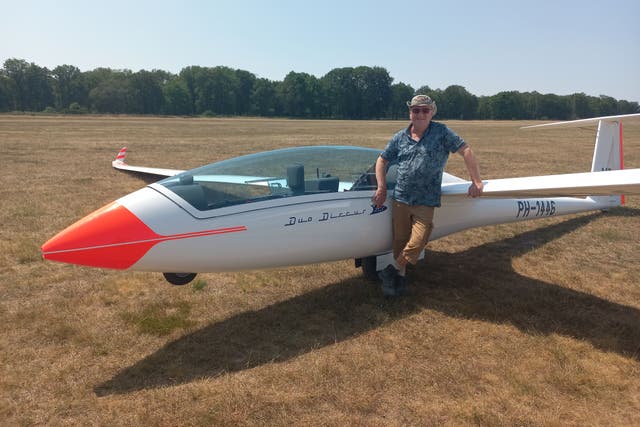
top-left (442, 169), bottom-right (640, 198)
top-left (112, 147), bottom-right (184, 178)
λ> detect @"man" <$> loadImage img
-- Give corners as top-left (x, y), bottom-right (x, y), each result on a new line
top-left (372, 95), bottom-right (483, 297)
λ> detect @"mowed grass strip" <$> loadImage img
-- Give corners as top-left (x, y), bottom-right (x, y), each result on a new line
top-left (0, 115), bottom-right (638, 426)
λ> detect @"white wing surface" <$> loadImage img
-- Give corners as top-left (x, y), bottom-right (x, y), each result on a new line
top-left (521, 113), bottom-right (640, 129)
top-left (112, 147), bottom-right (184, 178)
top-left (442, 169), bottom-right (640, 198)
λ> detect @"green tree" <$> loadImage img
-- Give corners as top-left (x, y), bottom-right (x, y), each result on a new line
top-left (249, 78), bottom-right (279, 116)
top-left (596, 95), bottom-right (618, 116)
top-left (571, 92), bottom-right (596, 119)
top-left (130, 70), bottom-right (165, 114)
top-left (163, 77), bottom-right (192, 115)
top-left (84, 67), bottom-right (118, 91)
top-left (3, 59), bottom-right (30, 110)
top-left (83, 68), bottom-right (133, 112)
top-left (439, 85), bottom-right (478, 119)
top-left (178, 66), bottom-right (200, 114)
top-left (353, 66), bottom-right (393, 119)
top-left (388, 83), bottom-right (414, 119)
top-left (3, 58), bottom-right (639, 119)
top-left (234, 69), bottom-right (256, 115)
top-left (52, 64), bottom-right (87, 111)
top-left (414, 85), bottom-right (435, 97)
top-left (279, 71), bottom-right (323, 117)
top-left (89, 77), bottom-right (134, 113)
top-left (490, 91), bottom-right (528, 119)
top-left (476, 96), bottom-right (493, 119)
top-left (617, 99), bottom-right (640, 114)
top-left (321, 66), bottom-right (392, 119)
top-left (537, 93), bottom-right (572, 120)
top-left (0, 75), bottom-right (17, 111)
top-left (3, 58), bottom-right (53, 111)
top-left (322, 67), bottom-right (358, 119)
top-left (192, 66), bottom-right (240, 115)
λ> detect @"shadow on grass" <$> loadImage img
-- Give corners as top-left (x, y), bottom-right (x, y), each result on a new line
top-left (95, 208), bottom-right (640, 396)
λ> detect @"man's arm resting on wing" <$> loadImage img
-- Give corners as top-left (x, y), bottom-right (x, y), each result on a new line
top-left (373, 156), bottom-right (388, 207)
top-left (458, 144), bottom-right (484, 197)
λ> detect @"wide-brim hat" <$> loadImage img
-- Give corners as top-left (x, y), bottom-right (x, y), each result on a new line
top-left (407, 95), bottom-right (437, 115)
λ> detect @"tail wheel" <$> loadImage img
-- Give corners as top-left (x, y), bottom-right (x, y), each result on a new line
top-left (163, 272), bottom-right (197, 286)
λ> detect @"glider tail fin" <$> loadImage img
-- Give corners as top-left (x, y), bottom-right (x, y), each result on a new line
top-left (591, 119), bottom-right (623, 173)
top-left (591, 118), bottom-right (625, 206)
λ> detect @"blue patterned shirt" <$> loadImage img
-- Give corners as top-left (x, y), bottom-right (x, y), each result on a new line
top-left (381, 121), bottom-right (465, 207)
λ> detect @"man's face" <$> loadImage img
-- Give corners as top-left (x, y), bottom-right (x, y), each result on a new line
top-left (409, 107), bottom-right (434, 124)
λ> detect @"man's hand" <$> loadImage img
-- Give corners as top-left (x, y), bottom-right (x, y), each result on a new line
top-left (373, 156), bottom-right (389, 207)
top-left (373, 187), bottom-right (387, 207)
top-left (458, 145), bottom-right (483, 198)
top-left (467, 181), bottom-right (484, 198)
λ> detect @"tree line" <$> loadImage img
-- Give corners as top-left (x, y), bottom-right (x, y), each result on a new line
top-left (1, 58), bottom-right (638, 120)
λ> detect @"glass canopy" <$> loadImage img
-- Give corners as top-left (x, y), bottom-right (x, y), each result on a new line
top-left (158, 146), bottom-right (391, 211)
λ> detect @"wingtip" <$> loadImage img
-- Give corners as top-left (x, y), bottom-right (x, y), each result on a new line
top-left (114, 147), bottom-right (127, 164)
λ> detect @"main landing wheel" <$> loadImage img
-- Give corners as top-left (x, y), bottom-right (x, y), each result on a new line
top-left (163, 272), bottom-right (197, 286)
top-left (360, 256), bottom-right (379, 282)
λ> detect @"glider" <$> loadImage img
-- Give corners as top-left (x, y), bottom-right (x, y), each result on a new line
top-left (41, 114), bottom-right (640, 285)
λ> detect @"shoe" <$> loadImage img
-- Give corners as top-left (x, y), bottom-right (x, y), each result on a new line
top-left (395, 275), bottom-right (408, 296)
top-left (378, 264), bottom-right (398, 297)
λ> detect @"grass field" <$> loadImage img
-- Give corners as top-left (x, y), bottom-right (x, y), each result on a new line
top-left (1, 115), bottom-right (639, 426)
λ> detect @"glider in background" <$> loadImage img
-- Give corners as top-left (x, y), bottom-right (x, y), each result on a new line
top-left (42, 114), bottom-right (640, 285)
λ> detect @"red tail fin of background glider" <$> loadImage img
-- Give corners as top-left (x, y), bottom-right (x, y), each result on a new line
top-left (115, 147), bottom-right (127, 164)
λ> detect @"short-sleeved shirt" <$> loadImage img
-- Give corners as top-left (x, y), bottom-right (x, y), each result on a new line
top-left (381, 121), bottom-right (465, 207)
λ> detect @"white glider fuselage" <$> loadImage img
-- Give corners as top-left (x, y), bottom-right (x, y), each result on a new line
top-left (42, 172), bottom-right (624, 274)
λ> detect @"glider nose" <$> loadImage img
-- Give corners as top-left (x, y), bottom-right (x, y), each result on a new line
top-left (41, 202), bottom-right (159, 269)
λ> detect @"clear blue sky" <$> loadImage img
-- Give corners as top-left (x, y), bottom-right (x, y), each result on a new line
top-left (2, 0), bottom-right (639, 102)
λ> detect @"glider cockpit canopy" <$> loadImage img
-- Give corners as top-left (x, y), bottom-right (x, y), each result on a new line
top-left (157, 146), bottom-right (388, 211)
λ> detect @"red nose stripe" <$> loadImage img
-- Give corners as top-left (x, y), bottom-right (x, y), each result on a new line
top-left (44, 239), bottom-right (159, 269)
top-left (42, 202), bottom-right (246, 269)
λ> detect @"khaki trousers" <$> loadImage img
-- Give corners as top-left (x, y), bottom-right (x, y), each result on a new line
top-left (392, 200), bottom-right (435, 265)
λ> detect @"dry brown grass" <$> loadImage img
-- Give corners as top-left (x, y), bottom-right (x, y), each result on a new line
top-left (1, 115), bottom-right (639, 426)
